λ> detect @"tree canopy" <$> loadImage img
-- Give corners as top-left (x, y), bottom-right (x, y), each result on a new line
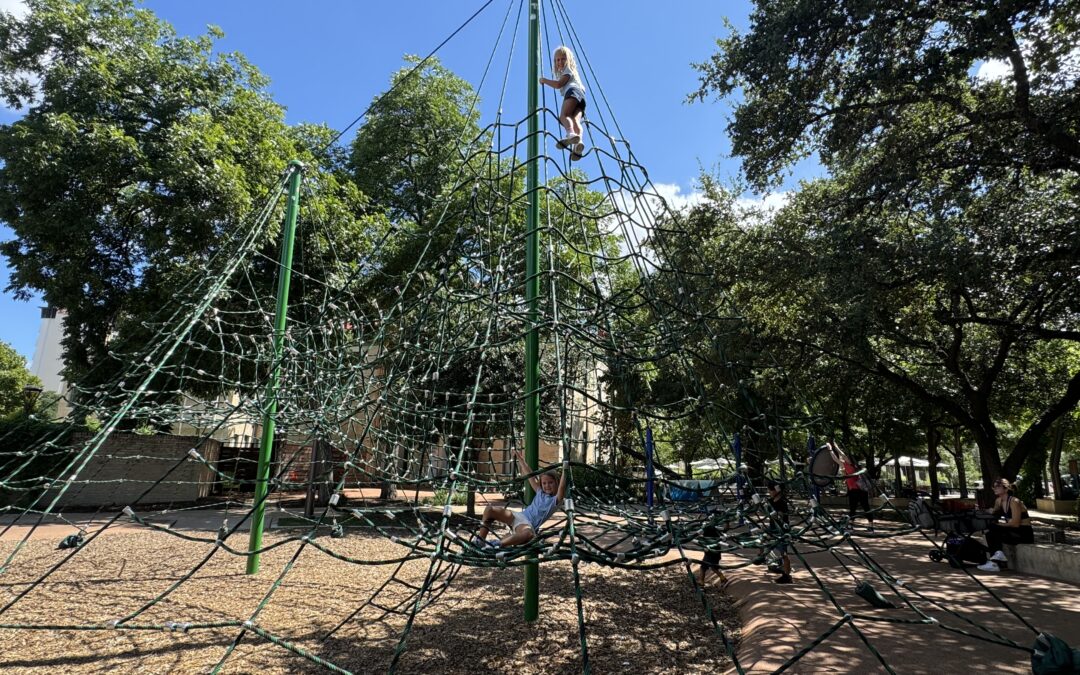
top-left (692, 0), bottom-right (1080, 482)
top-left (0, 0), bottom-right (380, 393)
top-left (693, 0), bottom-right (1080, 190)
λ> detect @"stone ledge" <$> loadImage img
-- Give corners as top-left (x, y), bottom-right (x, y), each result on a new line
top-left (1003, 542), bottom-right (1080, 586)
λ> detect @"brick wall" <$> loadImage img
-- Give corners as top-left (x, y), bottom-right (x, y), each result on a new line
top-left (46, 432), bottom-right (221, 508)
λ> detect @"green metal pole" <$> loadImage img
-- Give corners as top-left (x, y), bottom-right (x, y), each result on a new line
top-left (247, 160), bottom-right (304, 575)
top-left (524, 0), bottom-right (541, 622)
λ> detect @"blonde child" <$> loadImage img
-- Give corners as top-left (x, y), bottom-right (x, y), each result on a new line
top-left (474, 449), bottom-right (568, 548)
top-left (539, 45), bottom-right (587, 161)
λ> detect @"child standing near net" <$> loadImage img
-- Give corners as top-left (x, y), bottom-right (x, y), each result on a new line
top-left (540, 45), bottom-right (587, 161)
top-left (473, 449), bottom-right (567, 548)
top-left (767, 480), bottom-right (793, 584)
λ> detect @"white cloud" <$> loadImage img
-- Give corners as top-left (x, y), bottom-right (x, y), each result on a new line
top-left (0, 1), bottom-right (31, 114)
top-left (603, 182), bottom-right (704, 266)
top-left (0, 0), bottom-right (27, 18)
top-left (736, 192), bottom-right (790, 214)
top-left (651, 182), bottom-right (706, 213)
top-left (975, 58), bottom-right (1012, 83)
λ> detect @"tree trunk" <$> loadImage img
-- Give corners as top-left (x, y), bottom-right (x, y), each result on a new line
top-left (379, 440), bottom-right (398, 499)
top-left (466, 442), bottom-right (478, 518)
top-left (952, 430), bottom-right (968, 499)
top-left (1002, 368), bottom-right (1080, 479)
top-left (927, 422), bottom-right (941, 502)
top-left (1049, 421), bottom-right (1066, 499)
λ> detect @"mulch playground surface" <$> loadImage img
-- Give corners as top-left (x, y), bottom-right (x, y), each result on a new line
top-left (0, 528), bottom-right (738, 674)
top-left (1, 504), bottom-right (1078, 673)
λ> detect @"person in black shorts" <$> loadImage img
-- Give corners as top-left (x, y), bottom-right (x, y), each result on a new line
top-left (696, 523), bottom-right (727, 585)
top-left (539, 45), bottom-right (587, 160)
top-left (767, 480), bottom-right (793, 584)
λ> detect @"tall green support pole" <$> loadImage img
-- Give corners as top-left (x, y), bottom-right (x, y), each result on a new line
top-left (523, 0), bottom-right (541, 622)
top-left (247, 160), bottom-right (304, 575)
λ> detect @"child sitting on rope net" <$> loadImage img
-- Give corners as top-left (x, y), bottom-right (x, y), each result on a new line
top-left (473, 449), bottom-right (567, 548)
top-left (540, 45), bottom-right (587, 161)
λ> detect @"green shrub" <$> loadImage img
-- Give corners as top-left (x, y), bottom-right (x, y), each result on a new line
top-left (421, 486), bottom-right (469, 506)
top-left (0, 419), bottom-right (76, 507)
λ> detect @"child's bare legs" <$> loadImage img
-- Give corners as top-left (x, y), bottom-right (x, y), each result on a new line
top-left (697, 563), bottom-right (727, 586)
top-left (569, 110), bottom-right (583, 138)
top-left (476, 505), bottom-right (514, 539)
top-left (500, 525), bottom-right (536, 547)
top-left (560, 97), bottom-right (582, 138)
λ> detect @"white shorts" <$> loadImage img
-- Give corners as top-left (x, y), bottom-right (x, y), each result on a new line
top-left (510, 512), bottom-right (534, 534)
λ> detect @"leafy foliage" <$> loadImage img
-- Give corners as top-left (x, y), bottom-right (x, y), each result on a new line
top-left (0, 341), bottom-right (43, 419)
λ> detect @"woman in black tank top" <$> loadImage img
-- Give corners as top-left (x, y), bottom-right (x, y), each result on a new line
top-left (978, 478), bottom-right (1034, 572)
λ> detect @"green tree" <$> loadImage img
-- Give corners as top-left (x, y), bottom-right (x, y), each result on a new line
top-left (0, 1), bottom-right (382, 401)
top-left (692, 0), bottom-right (1080, 483)
top-left (702, 172), bottom-right (1080, 483)
top-left (0, 341), bottom-right (43, 418)
top-left (349, 56), bottom-right (482, 229)
top-left (692, 0), bottom-right (1080, 190)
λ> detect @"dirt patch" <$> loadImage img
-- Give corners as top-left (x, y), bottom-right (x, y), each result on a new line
top-left (0, 530), bottom-right (738, 674)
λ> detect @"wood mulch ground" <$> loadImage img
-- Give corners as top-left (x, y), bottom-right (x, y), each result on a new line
top-left (0, 530), bottom-right (739, 674)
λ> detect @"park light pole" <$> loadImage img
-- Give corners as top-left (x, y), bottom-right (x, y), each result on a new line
top-left (22, 384), bottom-right (43, 416)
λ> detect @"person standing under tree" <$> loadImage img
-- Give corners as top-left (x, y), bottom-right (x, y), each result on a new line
top-left (831, 443), bottom-right (875, 531)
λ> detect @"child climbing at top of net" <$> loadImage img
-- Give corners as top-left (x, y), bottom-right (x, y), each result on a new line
top-left (473, 449), bottom-right (568, 548)
top-left (540, 45), bottom-right (587, 161)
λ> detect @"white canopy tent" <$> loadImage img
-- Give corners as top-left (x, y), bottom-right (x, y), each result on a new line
top-left (691, 457), bottom-right (733, 472)
top-left (885, 455), bottom-right (950, 469)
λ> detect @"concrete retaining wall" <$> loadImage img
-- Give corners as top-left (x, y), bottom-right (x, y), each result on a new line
top-left (1004, 543), bottom-right (1080, 586)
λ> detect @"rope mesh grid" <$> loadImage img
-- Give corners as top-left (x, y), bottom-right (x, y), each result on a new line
top-left (0, 1), bottom-right (1048, 673)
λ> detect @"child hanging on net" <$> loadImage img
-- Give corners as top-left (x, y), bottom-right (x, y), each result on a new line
top-left (540, 45), bottom-right (587, 161)
top-left (473, 449), bottom-right (567, 548)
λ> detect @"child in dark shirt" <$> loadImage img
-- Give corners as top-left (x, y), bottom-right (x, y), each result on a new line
top-left (696, 523), bottom-right (728, 586)
top-left (767, 480), bottom-right (793, 584)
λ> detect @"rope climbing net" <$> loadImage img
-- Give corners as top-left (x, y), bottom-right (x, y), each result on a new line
top-left (0, 1), bottom-right (1062, 673)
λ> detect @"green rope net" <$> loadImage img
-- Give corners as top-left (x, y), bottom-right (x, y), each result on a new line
top-left (0, 1), bottom-right (1056, 673)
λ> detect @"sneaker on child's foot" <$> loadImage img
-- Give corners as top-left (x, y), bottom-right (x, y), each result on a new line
top-left (559, 133), bottom-right (580, 148)
top-left (990, 550), bottom-right (1007, 563)
top-left (976, 561), bottom-right (1000, 572)
top-left (570, 142), bottom-right (585, 161)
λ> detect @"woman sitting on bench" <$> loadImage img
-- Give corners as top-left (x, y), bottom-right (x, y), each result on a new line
top-left (977, 478), bottom-right (1034, 572)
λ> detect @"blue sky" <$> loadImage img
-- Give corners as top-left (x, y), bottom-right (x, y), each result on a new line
top-left (0, 0), bottom-right (803, 365)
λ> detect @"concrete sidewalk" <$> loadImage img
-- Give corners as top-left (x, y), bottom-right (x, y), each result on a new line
top-left (725, 529), bottom-right (1080, 674)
